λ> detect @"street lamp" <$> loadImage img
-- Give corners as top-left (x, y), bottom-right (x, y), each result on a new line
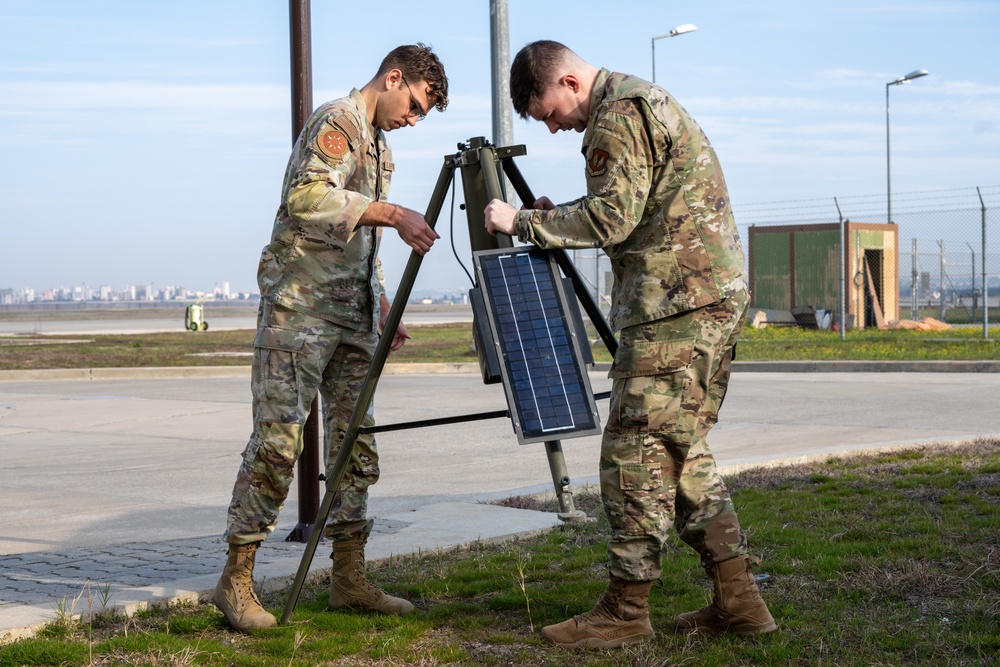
top-left (886, 68), bottom-right (928, 224)
top-left (651, 23), bottom-right (697, 84)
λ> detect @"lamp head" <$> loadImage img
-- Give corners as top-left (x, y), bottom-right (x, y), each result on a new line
top-left (893, 69), bottom-right (929, 85)
top-left (669, 23), bottom-right (698, 37)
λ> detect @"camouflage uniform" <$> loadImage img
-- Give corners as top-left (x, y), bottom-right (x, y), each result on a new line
top-left (514, 69), bottom-right (750, 581)
top-left (226, 89), bottom-right (392, 546)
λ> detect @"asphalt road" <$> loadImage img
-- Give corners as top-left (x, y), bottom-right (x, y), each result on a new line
top-left (2, 369), bottom-right (998, 556)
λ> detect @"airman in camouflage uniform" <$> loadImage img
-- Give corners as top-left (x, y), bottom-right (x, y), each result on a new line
top-left (213, 44), bottom-right (448, 633)
top-left (484, 41), bottom-right (776, 648)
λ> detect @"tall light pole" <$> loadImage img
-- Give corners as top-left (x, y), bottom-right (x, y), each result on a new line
top-left (651, 23), bottom-right (697, 84)
top-left (886, 69), bottom-right (928, 224)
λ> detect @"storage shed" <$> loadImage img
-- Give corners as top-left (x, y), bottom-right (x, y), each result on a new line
top-left (746, 222), bottom-right (899, 329)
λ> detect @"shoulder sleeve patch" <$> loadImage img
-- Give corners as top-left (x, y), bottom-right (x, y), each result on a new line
top-left (585, 124), bottom-right (631, 196)
top-left (587, 147), bottom-right (611, 176)
top-left (311, 107), bottom-right (363, 162)
top-left (318, 130), bottom-right (350, 160)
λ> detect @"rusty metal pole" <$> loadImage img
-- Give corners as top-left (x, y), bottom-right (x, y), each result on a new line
top-left (284, 0), bottom-right (321, 543)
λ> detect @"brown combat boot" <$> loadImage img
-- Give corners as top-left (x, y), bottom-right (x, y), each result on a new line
top-left (212, 543), bottom-right (277, 632)
top-left (329, 535), bottom-right (414, 614)
top-left (674, 555), bottom-right (778, 635)
top-left (540, 575), bottom-right (654, 649)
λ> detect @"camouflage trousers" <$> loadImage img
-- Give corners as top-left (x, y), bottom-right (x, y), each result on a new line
top-left (225, 301), bottom-right (380, 545)
top-left (602, 290), bottom-right (750, 581)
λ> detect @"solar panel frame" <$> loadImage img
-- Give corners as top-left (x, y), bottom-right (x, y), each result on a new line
top-left (473, 246), bottom-right (602, 445)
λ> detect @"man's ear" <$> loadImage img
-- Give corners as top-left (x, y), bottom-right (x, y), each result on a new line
top-left (561, 73), bottom-right (580, 93)
top-left (384, 68), bottom-right (403, 91)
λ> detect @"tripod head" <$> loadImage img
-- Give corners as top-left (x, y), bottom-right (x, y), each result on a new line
top-left (450, 136), bottom-right (528, 254)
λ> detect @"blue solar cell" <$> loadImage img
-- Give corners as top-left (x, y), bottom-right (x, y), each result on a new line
top-left (473, 247), bottom-right (601, 444)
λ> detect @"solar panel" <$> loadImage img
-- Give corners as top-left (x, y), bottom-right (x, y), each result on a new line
top-left (473, 246), bottom-right (602, 445)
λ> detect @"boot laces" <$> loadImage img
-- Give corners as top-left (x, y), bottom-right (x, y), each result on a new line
top-left (576, 586), bottom-right (624, 623)
top-left (234, 552), bottom-right (263, 607)
top-left (354, 560), bottom-right (382, 597)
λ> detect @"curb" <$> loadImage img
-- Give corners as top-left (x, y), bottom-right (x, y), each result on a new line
top-left (3, 359), bottom-right (999, 383)
top-left (0, 363), bottom-right (483, 383)
top-left (729, 360), bottom-right (1000, 372)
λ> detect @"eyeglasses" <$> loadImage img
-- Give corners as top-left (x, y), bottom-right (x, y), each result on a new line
top-left (400, 76), bottom-right (427, 122)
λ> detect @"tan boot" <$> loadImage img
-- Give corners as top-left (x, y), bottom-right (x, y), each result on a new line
top-left (674, 555), bottom-right (777, 635)
top-left (329, 535), bottom-right (414, 614)
top-left (212, 543), bottom-right (277, 632)
top-left (540, 575), bottom-right (654, 649)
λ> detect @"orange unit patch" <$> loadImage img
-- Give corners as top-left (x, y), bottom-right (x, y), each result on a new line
top-left (318, 130), bottom-right (349, 160)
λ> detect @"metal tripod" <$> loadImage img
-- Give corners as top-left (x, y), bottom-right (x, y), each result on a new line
top-left (279, 137), bottom-right (619, 624)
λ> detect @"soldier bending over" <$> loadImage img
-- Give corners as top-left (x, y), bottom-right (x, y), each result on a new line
top-left (484, 40), bottom-right (776, 648)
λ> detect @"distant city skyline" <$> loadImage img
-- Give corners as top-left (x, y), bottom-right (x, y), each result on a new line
top-left (0, 280), bottom-right (478, 307)
top-left (0, 281), bottom-right (250, 306)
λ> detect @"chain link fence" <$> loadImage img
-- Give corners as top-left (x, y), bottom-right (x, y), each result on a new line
top-left (569, 186), bottom-right (999, 334)
top-left (735, 186), bottom-right (998, 333)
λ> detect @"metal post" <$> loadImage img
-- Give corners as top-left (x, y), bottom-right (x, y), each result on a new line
top-left (886, 82), bottom-right (893, 225)
top-left (939, 240), bottom-right (946, 321)
top-left (834, 198), bottom-right (846, 338)
top-left (651, 37), bottom-right (657, 84)
top-left (489, 0), bottom-right (514, 159)
top-left (543, 440), bottom-right (585, 521)
top-left (285, 0), bottom-right (321, 543)
top-left (967, 242), bottom-right (976, 323)
top-left (886, 71), bottom-right (929, 226)
top-left (978, 186), bottom-right (988, 338)
top-left (856, 231), bottom-right (862, 327)
top-left (911, 238), bottom-right (918, 320)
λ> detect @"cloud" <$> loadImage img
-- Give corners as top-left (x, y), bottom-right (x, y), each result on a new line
top-left (0, 80), bottom-right (288, 112)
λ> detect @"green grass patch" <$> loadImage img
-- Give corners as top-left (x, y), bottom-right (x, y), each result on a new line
top-left (3, 322), bottom-right (999, 371)
top-left (3, 439), bottom-right (997, 666)
top-left (734, 325), bottom-right (1000, 361)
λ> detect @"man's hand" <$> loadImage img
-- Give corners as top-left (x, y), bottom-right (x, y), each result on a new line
top-left (379, 295), bottom-right (411, 353)
top-left (388, 320), bottom-right (411, 353)
top-left (393, 206), bottom-right (439, 255)
top-left (529, 196), bottom-right (555, 211)
top-left (484, 199), bottom-right (517, 236)
top-left (360, 202), bottom-right (439, 255)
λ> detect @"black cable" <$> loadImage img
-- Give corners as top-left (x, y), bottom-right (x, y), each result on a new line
top-left (448, 170), bottom-right (475, 286)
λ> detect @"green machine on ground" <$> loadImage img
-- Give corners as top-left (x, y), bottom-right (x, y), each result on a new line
top-left (184, 300), bottom-right (209, 331)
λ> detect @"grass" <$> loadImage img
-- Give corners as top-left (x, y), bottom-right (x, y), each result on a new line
top-left (3, 321), bottom-right (999, 371)
top-left (735, 325), bottom-right (1000, 362)
top-left (2, 439), bottom-right (997, 666)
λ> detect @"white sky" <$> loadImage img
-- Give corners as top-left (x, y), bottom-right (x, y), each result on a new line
top-left (1, 0), bottom-right (998, 296)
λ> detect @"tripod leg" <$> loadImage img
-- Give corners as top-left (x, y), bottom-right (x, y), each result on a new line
top-left (279, 157), bottom-right (458, 625)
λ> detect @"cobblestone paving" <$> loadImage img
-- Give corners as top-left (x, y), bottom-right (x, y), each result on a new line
top-left (0, 535), bottom-right (310, 610)
top-left (0, 519), bottom-right (411, 613)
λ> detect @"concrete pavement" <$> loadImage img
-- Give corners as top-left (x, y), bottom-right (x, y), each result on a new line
top-left (3, 365), bottom-right (1000, 642)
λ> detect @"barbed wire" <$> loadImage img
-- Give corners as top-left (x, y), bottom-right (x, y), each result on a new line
top-left (734, 184), bottom-right (999, 223)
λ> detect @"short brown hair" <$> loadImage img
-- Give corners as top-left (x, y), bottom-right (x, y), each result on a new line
top-left (510, 40), bottom-right (571, 118)
top-left (377, 43), bottom-right (449, 112)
